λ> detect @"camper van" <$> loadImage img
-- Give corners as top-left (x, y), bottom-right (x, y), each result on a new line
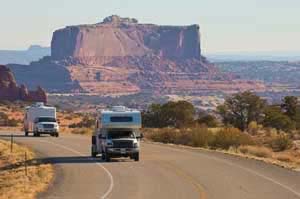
top-left (91, 106), bottom-right (142, 162)
top-left (24, 102), bottom-right (59, 137)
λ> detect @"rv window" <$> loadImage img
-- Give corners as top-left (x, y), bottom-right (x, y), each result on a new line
top-left (110, 116), bottom-right (133, 122)
top-left (36, 117), bottom-right (56, 123)
top-left (107, 131), bottom-right (135, 139)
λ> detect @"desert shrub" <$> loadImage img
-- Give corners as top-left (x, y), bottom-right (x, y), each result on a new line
top-left (69, 116), bottom-right (95, 128)
top-left (0, 112), bottom-right (9, 126)
top-left (10, 106), bottom-right (21, 112)
top-left (248, 121), bottom-right (260, 135)
top-left (263, 105), bottom-right (295, 132)
top-left (197, 114), bottom-right (219, 128)
top-left (0, 100), bottom-right (12, 106)
top-left (217, 91), bottom-right (266, 131)
top-left (212, 128), bottom-right (254, 150)
top-left (189, 127), bottom-right (215, 147)
top-left (149, 128), bottom-right (181, 144)
top-left (264, 127), bottom-right (278, 138)
top-left (148, 127), bottom-right (214, 148)
top-left (70, 128), bottom-right (93, 135)
top-left (238, 145), bottom-right (272, 158)
top-left (148, 127), bottom-right (254, 150)
top-left (0, 112), bottom-right (19, 127)
top-left (64, 115), bottom-right (73, 120)
top-left (143, 101), bottom-right (196, 128)
top-left (270, 134), bottom-right (293, 152)
top-left (6, 119), bottom-right (19, 127)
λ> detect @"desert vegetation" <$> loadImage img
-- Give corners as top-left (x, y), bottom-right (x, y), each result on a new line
top-left (142, 93), bottom-right (300, 169)
top-left (0, 101), bottom-right (25, 131)
top-left (0, 140), bottom-right (53, 199)
top-left (0, 101), bottom-right (91, 135)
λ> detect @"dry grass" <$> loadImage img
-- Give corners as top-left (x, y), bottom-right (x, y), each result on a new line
top-left (0, 127), bottom-right (23, 132)
top-left (57, 112), bottom-right (82, 127)
top-left (0, 140), bottom-right (53, 199)
top-left (238, 145), bottom-right (273, 158)
top-left (275, 153), bottom-right (294, 163)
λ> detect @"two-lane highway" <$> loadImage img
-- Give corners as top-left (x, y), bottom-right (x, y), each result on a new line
top-left (1, 132), bottom-right (300, 199)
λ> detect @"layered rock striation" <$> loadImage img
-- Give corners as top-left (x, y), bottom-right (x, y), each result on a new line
top-left (0, 65), bottom-right (47, 102)
top-left (8, 16), bottom-right (265, 94)
top-left (51, 15), bottom-right (201, 62)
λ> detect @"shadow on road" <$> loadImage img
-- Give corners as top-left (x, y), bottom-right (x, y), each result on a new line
top-left (0, 156), bottom-right (132, 171)
top-left (42, 156), bottom-right (133, 164)
top-left (43, 156), bottom-right (102, 164)
top-left (0, 134), bottom-right (49, 138)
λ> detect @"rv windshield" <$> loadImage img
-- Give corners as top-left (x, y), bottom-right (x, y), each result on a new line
top-left (107, 130), bottom-right (135, 139)
top-left (36, 117), bottom-right (56, 123)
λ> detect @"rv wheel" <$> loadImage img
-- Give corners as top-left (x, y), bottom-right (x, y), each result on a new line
top-left (105, 152), bottom-right (111, 162)
top-left (101, 153), bottom-right (105, 160)
top-left (134, 153), bottom-right (139, 161)
top-left (91, 151), bottom-right (97, 158)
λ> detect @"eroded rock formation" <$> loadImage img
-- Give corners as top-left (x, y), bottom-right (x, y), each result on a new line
top-left (51, 15), bottom-right (201, 62)
top-left (8, 16), bottom-right (266, 94)
top-left (0, 65), bottom-right (47, 102)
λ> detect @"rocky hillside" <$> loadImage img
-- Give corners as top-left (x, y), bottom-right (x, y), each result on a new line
top-left (8, 16), bottom-right (265, 94)
top-left (0, 65), bottom-right (47, 102)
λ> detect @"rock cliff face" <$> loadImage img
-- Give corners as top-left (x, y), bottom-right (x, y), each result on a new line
top-left (8, 16), bottom-right (266, 94)
top-left (51, 15), bottom-right (201, 62)
top-left (0, 65), bottom-right (47, 102)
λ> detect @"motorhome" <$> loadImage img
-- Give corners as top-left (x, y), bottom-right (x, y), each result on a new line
top-left (24, 102), bottom-right (59, 137)
top-left (91, 106), bottom-right (142, 162)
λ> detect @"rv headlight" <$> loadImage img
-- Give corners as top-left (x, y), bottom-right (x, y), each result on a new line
top-left (133, 142), bottom-right (138, 148)
top-left (106, 140), bottom-right (113, 147)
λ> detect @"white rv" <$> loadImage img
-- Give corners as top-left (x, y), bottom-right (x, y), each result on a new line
top-left (91, 106), bottom-right (143, 162)
top-left (24, 102), bottom-right (59, 137)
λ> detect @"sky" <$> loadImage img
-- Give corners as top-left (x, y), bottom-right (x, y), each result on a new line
top-left (0, 0), bottom-right (299, 53)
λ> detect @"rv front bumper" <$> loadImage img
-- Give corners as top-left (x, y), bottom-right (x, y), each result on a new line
top-left (37, 128), bottom-right (59, 133)
top-left (107, 148), bottom-right (139, 156)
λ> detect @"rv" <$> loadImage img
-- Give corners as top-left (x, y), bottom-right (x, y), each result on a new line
top-left (91, 106), bottom-right (142, 162)
top-left (24, 102), bottom-right (59, 137)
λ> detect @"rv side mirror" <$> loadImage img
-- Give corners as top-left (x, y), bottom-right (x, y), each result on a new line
top-left (98, 134), bottom-right (105, 139)
top-left (137, 133), bottom-right (144, 139)
top-left (96, 120), bottom-right (99, 129)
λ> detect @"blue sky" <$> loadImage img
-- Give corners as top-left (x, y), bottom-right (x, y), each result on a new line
top-left (0, 0), bottom-right (299, 53)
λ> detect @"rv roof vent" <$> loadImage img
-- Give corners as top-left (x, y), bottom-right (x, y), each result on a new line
top-left (34, 102), bottom-right (44, 107)
top-left (111, 106), bottom-right (127, 112)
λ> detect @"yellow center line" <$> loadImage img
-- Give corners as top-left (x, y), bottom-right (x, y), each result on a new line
top-left (155, 159), bottom-right (207, 199)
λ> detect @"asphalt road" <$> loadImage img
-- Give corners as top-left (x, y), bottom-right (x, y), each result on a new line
top-left (1, 132), bottom-right (300, 199)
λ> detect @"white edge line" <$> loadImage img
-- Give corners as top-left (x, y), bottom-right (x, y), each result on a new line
top-left (37, 140), bottom-right (114, 199)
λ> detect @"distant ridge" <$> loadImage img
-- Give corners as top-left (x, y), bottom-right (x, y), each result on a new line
top-left (206, 51), bottom-right (300, 62)
top-left (0, 45), bottom-right (50, 65)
